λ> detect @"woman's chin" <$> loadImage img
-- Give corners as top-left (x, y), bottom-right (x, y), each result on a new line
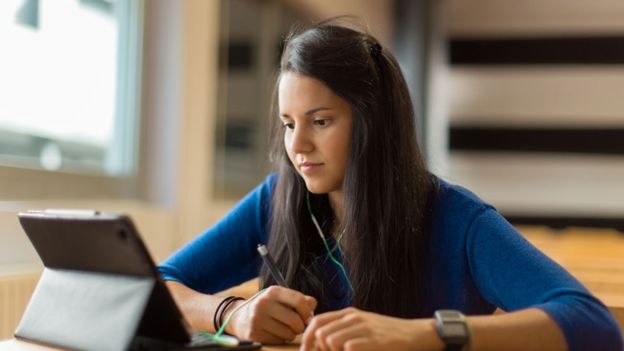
top-left (303, 180), bottom-right (329, 194)
top-left (303, 180), bottom-right (342, 195)
top-left (305, 186), bottom-right (328, 195)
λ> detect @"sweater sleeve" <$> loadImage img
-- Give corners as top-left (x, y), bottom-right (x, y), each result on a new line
top-left (157, 174), bottom-right (275, 294)
top-left (466, 208), bottom-right (622, 351)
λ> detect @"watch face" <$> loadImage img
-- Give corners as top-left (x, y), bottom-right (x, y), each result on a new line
top-left (444, 323), bottom-right (468, 337)
top-left (437, 310), bottom-right (465, 323)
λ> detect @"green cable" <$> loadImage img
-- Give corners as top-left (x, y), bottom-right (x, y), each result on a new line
top-left (305, 192), bottom-right (354, 292)
top-left (319, 232), bottom-right (354, 292)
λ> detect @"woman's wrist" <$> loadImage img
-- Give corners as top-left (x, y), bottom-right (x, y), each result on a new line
top-left (223, 298), bottom-right (246, 336)
top-left (407, 318), bottom-right (445, 351)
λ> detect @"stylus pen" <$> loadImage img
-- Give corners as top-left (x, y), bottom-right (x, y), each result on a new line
top-left (257, 244), bottom-right (288, 287)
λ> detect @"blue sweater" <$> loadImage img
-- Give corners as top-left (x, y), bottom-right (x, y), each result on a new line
top-left (159, 174), bottom-right (622, 350)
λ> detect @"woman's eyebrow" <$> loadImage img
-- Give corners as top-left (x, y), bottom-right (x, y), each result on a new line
top-left (304, 107), bottom-right (332, 115)
top-left (280, 107), bottom-right (332, 118)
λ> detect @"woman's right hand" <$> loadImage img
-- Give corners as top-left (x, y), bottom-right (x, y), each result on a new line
top-left (225, 286), bottom-right (317, 344)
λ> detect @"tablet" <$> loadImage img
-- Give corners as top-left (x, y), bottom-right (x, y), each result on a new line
top-left (17, 210), bottom-right (261, 351)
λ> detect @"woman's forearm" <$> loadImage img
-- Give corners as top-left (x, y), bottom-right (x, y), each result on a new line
top-left (404, 308), bottom-right (566, 351)
top-left (302, 307), bottom-right (567, 351)
top-left (466, 308), bottom-right (566, 351)
top-left (165, 280), bottom-right (225, 333)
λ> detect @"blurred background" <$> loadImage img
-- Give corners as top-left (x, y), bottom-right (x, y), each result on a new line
top-left (1, 0), bottom-right (623, 338)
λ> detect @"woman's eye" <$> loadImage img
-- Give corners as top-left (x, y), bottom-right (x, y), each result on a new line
top-left (282, 122), bottom-right (294, 130)
top-left (313, 119), bottom-right (328, 127)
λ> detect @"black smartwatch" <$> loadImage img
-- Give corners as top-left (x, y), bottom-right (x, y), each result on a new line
top-left (434, 310), bottom-right (470, 351)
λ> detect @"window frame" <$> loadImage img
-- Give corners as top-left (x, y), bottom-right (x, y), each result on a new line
top-left (0, 0), bottom-right (145, 200)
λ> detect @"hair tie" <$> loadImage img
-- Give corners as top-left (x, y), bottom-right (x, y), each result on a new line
top-left (369, 42), bottom-right (382, 57)
top-left (214, 296), bottom-right (242, 331)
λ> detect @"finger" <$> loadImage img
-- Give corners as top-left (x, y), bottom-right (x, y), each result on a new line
top-left (305, 295), bottom-right (318, 313)
top-left (260, 315), bottom-right (298, 341)
top-left (312, 308), bottom-right (354, 324)
top-left (267, 286), bottom-right (316, 322)
top-left (321, 324), bottom-right (367, 351)
top-left (301, 309), bottom-right (353, 351)
top-left (266, 300), bottom-right (307, 334)
top-left (343, 337), bottom-right (370, 351)
top-left (315, 315), bottom-right (364, 351)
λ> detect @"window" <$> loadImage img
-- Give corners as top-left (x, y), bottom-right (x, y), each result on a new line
top-left (0, 0), bottom-right (143, 199)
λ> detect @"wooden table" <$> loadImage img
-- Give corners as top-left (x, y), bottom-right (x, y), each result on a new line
top-left (0, 338), bottom-right (300, 350)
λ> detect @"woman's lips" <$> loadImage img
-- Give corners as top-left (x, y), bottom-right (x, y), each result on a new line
top-left (299, 162), bottom-right (323, 174)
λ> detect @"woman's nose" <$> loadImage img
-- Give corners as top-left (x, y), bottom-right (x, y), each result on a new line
top-left (288, 126), bottom-right (313, 153)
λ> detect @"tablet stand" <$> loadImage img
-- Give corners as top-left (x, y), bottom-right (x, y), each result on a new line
top-left (15, 268), bottom-right (155, 351)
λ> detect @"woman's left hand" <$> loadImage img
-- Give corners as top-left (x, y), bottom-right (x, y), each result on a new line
top-left (300, 307), bottom-right (441, 351)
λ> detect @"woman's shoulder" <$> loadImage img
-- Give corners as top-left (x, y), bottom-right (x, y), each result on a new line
top-left (435, 176), bottom-right (493, 207)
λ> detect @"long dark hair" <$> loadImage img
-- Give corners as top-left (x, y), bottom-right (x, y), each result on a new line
top-left (260, 17), bottom-right (435, 318)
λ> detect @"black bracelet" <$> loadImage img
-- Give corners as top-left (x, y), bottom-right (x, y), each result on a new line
top-left (214, 296), bottom-right (237, 331)
top-left (219, 297), bottom-right (245, 330)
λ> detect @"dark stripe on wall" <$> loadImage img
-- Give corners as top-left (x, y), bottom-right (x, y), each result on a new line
top-left (505, 215), bottom-right (624, 233)
top-left (449, 127), bottom-right (624, 155)
top-left (449, 36), bottom-right (624, 65)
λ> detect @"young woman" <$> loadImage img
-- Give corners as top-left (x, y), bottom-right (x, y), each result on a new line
top-left (159, 19), bottom-right (622, 351)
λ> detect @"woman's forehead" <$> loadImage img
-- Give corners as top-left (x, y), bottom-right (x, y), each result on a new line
top-left (278, 72), bottom-right (346, 113)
